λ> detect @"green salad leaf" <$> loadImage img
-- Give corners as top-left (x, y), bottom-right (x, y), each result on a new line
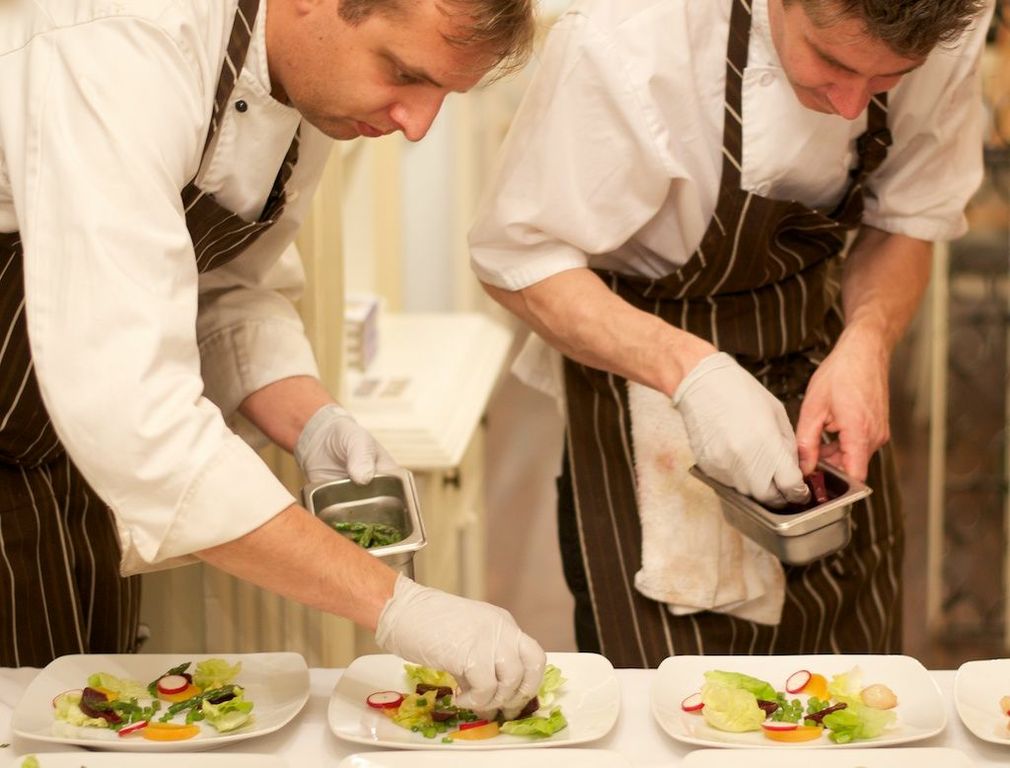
top-left (20, 756), bottom-right (39, 768)
top-left (193, 659), bottom-right (242, 691)
top-left (201, 692), bottom-right (254, 732)
top-left (53, 691), bottom-right (108, 728)
top-left (537, 665), bottom-right (565, 708)
top-left (500, 707), bottom-right (567, 737)
top-left (404, 664), bottom-right (457, 691)
top-left (700, 681), bottom-right (766, 733)
top-left (823, 702), bottom-right (896, 744)
top-left (86, 672), bottom-right (148, 701)
top-left (703, 670), bottom-right (776, 702)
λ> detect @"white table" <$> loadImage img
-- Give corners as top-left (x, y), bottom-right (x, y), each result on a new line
top-left (1, 668), bottom-right (1007, 766)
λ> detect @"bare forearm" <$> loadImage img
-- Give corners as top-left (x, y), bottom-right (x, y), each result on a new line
top-left (483, 269), bottom-right (714, 396)
top-left (841, 227), bottom-right (932, 356)
top-left (196, 504), bottom-right (397, 631)
top-left (239, 376), bottom-right (336, 452)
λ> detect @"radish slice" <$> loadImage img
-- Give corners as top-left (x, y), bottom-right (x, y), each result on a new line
top-left (785, 670), bottom-right (811, 694)
top-left (681, 692), bottom-right (704, 712)
top-left (118, 720), bottom-right (149, 737)
top-left (458, 719), bottom-right (490, 731)
top-left (156, 675), bottom-right (189, 695)
top-left (366, 691), bottom-right (404, 709)
top-left (762, 721), bottom-right (799, 732)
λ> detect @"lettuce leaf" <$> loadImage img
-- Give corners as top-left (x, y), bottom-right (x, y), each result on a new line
top-left (703, 670), bottom-right (776, 702)
top-left (404, 664), bottom-right (457, 691)
top-left (53, 691), bottom-right (109, 728)
top-left (390, 691), bottom-right (438, 730)
top-left (500, 707), bottom-right (567, 737)
top-left (537, 665), bottom-right (565, 708)
top-left (85, 673), bottom-right (148, 701)
top-left (193, 659), bottom-right (242, 691)
top-left (823, 702), bottom-right (896, 743)
top-left (700, 681), bottom-right (766, 733)
top-left (201, 692), bottom-right (254, 733)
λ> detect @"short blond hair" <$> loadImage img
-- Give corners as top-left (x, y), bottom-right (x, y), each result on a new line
top-left (339, 0), bottom-right (535, 78)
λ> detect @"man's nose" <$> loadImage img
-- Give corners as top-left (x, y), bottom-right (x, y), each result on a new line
top-left (389, 93), bottom-right (446, 142)
top-left (825, 82), bottom-right (871, 121)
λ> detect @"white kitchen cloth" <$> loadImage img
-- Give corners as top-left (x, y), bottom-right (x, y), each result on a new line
top-left (628, 380), bottom-right (786, 625)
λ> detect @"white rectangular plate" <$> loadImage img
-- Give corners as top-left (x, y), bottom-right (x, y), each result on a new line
top-left (651, 654), bottom-right (945, 749)
top-left (2, 755), bottom-right (286, 768)
top-left (12, 653), bottom-right (309, 752)
top-left (682, 747), bottom-right (972, 767)
top-left (328, 652), bottom-right (619, 750)
top-left (954, 658), bottom-right (1010, 745)
top-left (338, 748), bottom-right (631, 767)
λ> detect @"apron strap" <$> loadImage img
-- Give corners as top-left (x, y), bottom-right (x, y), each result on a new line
top-left (204, 0), bottom-right (261, 155)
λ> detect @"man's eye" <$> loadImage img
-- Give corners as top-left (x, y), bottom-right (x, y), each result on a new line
top-left (395, 69), bottom-right (420, 85)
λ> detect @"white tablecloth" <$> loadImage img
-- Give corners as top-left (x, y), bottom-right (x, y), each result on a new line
top-left (1, 668), bottom-right (1007, 766)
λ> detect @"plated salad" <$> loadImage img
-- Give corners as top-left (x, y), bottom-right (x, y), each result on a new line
top-left (51, 658), bottom-right (253, 741)
top-left (681, 667), bottom-right (898, 744)
top-left (365, 663), bottom-right (568, 742)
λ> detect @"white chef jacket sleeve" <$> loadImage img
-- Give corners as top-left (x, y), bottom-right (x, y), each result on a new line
top-left (3, 17), bottom-right (295, 566)
top-left (469, 13), bottom-right (675, 291)
top-left (196, 125), bottom-right (331, 424)
top-left (862, 7), bottom-right (992, 242)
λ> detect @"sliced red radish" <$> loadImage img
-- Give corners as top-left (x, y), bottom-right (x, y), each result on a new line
top-left (118, 720), bottom-right (149, 737)
top-left (785, 670), bottom-right (811, 694)
top-left (51, 689), bottom-right (82, 709)
top-left (681, 692), bottom-right (704, 712)
top-left (458, 719), bottom-right (490, 731)
top-left (156, 675), bottom-right (189, 695)
top-left (761, 721), bottom-right (799, 732)
top-left (366, 691), bottom-right (404, 709)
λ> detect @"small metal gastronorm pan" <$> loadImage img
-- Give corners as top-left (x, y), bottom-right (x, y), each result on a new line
top-left (688, 463), bottom-right (872, 566)
top-left (302, 470), bottom-right (426, 578)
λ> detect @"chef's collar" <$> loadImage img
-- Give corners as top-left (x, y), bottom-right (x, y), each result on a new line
top-left (748, 0), bottom-right (785, 72)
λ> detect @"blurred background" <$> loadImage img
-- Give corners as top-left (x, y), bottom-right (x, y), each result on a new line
top-left (139, 1), bottom-right (1010, 670)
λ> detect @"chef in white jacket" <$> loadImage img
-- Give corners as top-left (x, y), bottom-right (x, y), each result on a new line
top-left (0, 0), bottom-right (545, 712)
top-left (470, 0), bottom-right (991, 664)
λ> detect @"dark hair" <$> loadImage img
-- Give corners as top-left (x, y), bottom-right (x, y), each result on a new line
top-left (338, 0), bottom-right (535, 78)
top-left (783, 0), bottom-right (987, 58)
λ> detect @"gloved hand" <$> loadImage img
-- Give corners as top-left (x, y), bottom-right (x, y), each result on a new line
top-left (294, 404), bottom-right (400, 485)
top-left (375, 573), bottom-right (546, 713)
top-left (673, 352), bottom-right (810, 507)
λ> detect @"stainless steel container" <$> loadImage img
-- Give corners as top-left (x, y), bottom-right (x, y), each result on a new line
top-left (302, 470), bottom-right (426, 578)
top-left (688, 463), bottom-right (872, 565)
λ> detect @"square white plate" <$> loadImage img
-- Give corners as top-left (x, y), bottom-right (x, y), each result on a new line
top-left (328, 652), bottom-right (619, 750)
top-left (651, 654), bottom-right (945, 749)
top-left (681, 747), bottom-right (972, 767)
top-left (954, 658), bottom-right (1010, 745)
top-left (2, 755), bottom-right (286, 768)
top-left (337, 748), bottom-right (631, 767)
top-left (12, 653), bottom-right (309, 752)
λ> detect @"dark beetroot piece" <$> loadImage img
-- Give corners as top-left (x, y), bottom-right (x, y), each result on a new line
top-left (80, 687), bottom-right (122, 724)
top-left (806, 471), bottom-right (830, 504)
top-left (206, 689), bottom-right (236, 705)
top-left (431, 707), bottom-right (456, 722)
top-left (415, 683), bottom-right (453, 699)
top-left (756, 699), bottom-right (779, 717)
top-left (805, 701), bottom-right (847, 724)
top-left (517, 696), bottom-right (540, 719)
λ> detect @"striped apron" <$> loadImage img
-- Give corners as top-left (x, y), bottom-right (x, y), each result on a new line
top-left (0, 0), bottom-right (300, 666)
top-left (559, 0), bottom-right (903, 667)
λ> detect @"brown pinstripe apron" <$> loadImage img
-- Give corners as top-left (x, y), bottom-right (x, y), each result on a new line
top-left (0, 0), bottom-right (300, 666)
top-left (559, 0), bottom-right (903, 667)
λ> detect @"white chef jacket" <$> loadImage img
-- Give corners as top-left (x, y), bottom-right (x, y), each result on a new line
top-left (0, 0), bottom-right (333, 569)
top-left (468, 0), bottom-right (991, 399)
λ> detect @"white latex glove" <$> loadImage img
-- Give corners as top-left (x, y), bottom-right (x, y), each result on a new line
top-left (673, 352), bottom-right (810, 507)
top-left (375, 574), bottom-right (546, 713)
top-left (294, 404), bottom-right (400, 485)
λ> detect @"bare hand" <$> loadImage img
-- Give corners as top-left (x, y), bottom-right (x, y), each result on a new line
top-left (795, 328), bottom-right (891, 481)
